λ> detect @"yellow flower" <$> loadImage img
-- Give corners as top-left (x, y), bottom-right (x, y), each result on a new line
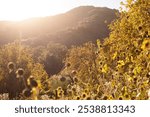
top-left (111, 81), bottom-right (115, 87)
top-left (31, 87), bottom-right (39, 100)
top-left (127, 76), bottom-right (132, 82)
top-left (112, 52), bottom-right (117, 60)
top-left (141, 39), bottom-right (150, 50)
top-left (102, 64), bottom-right (108, 73)
top-left (133, 41), bottom-right (139, 47)
top-left (97, 39), bottom-right (102, 49)
top-left (130, 56), bottom-right (134, 62)
top-left (108, 96), bottom-right (113, 100)
top-left (117, 60), bottom-right (125, 68)
top-left (121, 86), bottom-right (127, 94)
top-left (133, 66), bottom-right (142, 75)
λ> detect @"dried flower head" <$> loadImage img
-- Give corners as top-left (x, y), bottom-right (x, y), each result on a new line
top-left (102, 95), bottom-right (108, 100)
top-left (28, 76), bottom-right (38, 88)
top-left (66, 63), bottom-right (71, 67)
top-left (7, 62), bottom-right (15, 70)
top-left (23, 88), bottom-right (32, 97)
top-left (16, 68), bottom-right (24, 77)
top-left (60, 76), bottom-right (66, 82)
top-left (71, 70), bottom-right (77, 76)
top-left (118, 96), bottom-right (123, 100)
top-left (73, 77), bottom-right (78, 83)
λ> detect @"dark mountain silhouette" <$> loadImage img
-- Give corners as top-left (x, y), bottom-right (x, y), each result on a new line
top-left (0, 6), bottom-right (118, 46)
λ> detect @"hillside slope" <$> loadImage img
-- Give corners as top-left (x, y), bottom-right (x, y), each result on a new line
top-left (0, 6), bottom-right (118, 46)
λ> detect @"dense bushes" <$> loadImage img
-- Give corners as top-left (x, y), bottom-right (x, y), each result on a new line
top-left (0, 0), bottom-right (150, 100)
top-left (0, 42), bottom-right (48, 99)
top-left (55, 0), bottom-right (150, 100)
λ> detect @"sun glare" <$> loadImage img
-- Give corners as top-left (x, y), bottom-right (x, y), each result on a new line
top-left (0, 0), bottom-right (125, 21)
top-left (0, 0), bottom-right (64, 21)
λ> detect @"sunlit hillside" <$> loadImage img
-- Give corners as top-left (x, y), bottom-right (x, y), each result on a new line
top-left (0, 6), bottom-right (117, 46)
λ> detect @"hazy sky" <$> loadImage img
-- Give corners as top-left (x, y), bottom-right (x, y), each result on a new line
top-left (0, 0), bottom-right (126, 21)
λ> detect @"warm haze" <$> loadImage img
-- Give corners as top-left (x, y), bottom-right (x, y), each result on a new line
top-left (0, 0), bottom-right (150, 101)
top-left (0, 0), bottom-right (126, 21)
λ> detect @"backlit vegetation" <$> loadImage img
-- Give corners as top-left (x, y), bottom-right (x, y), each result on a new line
top-left (0, 0), bottom-right (150, 100)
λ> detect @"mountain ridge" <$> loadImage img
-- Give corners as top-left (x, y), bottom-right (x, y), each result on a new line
top-left (0, 6), bottom-right (118, 46)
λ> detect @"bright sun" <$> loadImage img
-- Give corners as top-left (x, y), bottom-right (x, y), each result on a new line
top-left (0, 0), bottom-right (65, 21)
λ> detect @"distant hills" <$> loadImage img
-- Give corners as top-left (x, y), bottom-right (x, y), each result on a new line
top-left (0, 6), bottom-right (118, 46)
